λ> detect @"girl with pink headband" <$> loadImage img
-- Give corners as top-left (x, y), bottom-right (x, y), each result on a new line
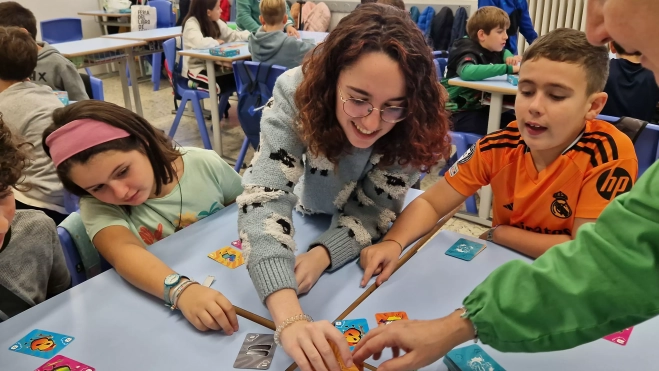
top-left (42, 100), bottom-right (243, 334)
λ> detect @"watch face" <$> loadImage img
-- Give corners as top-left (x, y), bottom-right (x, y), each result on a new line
top-left (164, 274), bottom-right (179, 285)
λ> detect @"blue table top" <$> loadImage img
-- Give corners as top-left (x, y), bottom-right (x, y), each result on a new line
top-left (346, 230), bottom-right (659, 370)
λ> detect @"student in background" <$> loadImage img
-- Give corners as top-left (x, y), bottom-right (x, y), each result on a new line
top-left (42, 100), bottom-right (243, 334)
top-left (601, 41), bottom-right (659, 122)
top-left (0, 112), bottom-right (71, 323)
top-left (442, 7), bottom-right (519, 135)
top-left (0, 2), bottom-right (89, 102)
top-left (0, 27), bottom-right (67, 225)
top-left (478, 0), bottom-right (537, 55)
top-left (182, 0), bottom-right (250, 118)
top-left (236, 0), bottom-right (299, 36)
top-left (361, 28), bottom-right (637, 286)
top-left (248, 0), bottom-right (315, 69)
top-left (377, 0), bottom-right (405, 11)
top-left (239, 5), bottom-right (450, 370)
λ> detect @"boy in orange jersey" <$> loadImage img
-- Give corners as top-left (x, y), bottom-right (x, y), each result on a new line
top-left (359, 28), bottom-right (639, 285)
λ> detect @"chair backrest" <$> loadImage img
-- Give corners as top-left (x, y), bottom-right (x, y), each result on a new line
top-left (436, 58), bottom-right (448, 79)
top-left (57, 226), bottom-right (86, 287)
top-left (233, 61), bottom-right (287, 148)
top-left (63, 190), bottom-right (80, 213)
top-left (596, 114), bottom-right (659, 177)
top-left (89, 76), bottom-right (105, 101)
top-left (163, 38), bottom-right (189, 94)
top-left (40, 18), bottom-right (83, 44)
top-left (149, 0), bottom-right (175, 28)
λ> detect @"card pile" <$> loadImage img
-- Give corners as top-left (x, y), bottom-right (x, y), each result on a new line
top-left (375, 311), bottom-right (408, 327)
top-left (330, 342), bottom-right (364, 371)
top-left (603, 327), bottom-right (634, 346)
top-left (35, 355), bottom-right (95, 371)
top-left (233, 333), bottom-right (277, 370)
top-left (208, 246), bottom-right (245, 269)
top-left (445, 238), bottom-right (487, 261)
top-left (444, 345), bottom-right (505, 371)
top-left (334, 319), bottom-right (369, 351)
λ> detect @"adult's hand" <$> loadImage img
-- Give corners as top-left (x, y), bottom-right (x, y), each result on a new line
top-left (280, 319), bottom-right (354, 371)
top-left (359, 240), bottom-right (402, 287)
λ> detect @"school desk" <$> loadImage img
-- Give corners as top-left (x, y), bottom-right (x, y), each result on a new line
top-left (0, 189), bottom-right (422, 370)
top-left (52, 37), bottom-right (146, 116)
top-left (102, 26), bottom-right (183, 41)
top-left (346, 229), bottom-right (659, 370)
top-left (78, 10), bottom-right (132, 36)
top-left (448, 76), bottom-right (518, 227)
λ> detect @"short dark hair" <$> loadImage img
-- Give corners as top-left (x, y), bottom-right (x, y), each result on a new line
top-left (42, 101), bottom-right (181, 200)
top-left (0, 27), bottom-right (37, 81)
top-left (523, 28), bottom-right (609, 95)
top-left (0, 113), bottom-right (31, 193)
top-left (611, 41), bottom-right (641, 57)
top-left (467, 6), bottom-right (510, 41)
top-left (0, 2), bottom-right (37, 40)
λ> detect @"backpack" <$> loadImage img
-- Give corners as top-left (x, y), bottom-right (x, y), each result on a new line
top-left (236, 62), bottom-right (276, 148)
top-left (430, 7), bottom-right (454, 51)
top-left (409, 6), bottom-right (420, 23)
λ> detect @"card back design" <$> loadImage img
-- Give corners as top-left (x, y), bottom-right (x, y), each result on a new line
top-left (9, 330), bottom-right (74, 359)
top-left (445, 238), bottom-right (487, 261)
top-left (233, 333), bottom-right (277, 369)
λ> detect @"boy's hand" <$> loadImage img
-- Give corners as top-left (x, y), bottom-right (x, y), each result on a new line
top-left (177, 284), bottom-right (239, 334)
top-left (360, 240), bottom-right (403, 287)
top-left (295, 246), bottom-right (331, 294)
top-left (512, 64), bottom-right (521, 74)
top-left (506, 55), bottom-right (522, 66)
top-left (286, 24), bottom-right (300, 38)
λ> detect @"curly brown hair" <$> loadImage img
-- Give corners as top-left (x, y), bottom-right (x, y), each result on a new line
top-left (0, 113), bottom-right (31, 193)
top-left (295, 4), bottom-right (450, 169)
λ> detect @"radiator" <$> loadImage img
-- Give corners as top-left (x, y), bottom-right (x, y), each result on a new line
top-left (518, 0), bottom-right (588, 54)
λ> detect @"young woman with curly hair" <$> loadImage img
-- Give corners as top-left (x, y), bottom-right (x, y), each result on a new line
top-left (237, 4), bottom-right (450, 370)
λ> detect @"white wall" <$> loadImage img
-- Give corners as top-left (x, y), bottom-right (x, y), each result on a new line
top-left (19, 0), bottom-right (107, 41)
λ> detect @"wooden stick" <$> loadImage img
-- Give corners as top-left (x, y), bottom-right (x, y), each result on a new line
top-left (235, 306), bottom-right (275, 330)
top-left (363, 363), bottom-right (378, 370)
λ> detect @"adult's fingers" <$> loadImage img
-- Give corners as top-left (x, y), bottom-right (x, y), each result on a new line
top-left (299, 334), bottom-right (329, 371)
top-left (288, 344), bottom-right (314, 371)
top-left (215, 294), bottom-right (239, 331)
top-left (361, 259), bottom-right (380, 287)
top-left (377, 353), bottom-right (418, 371)
top-left (352, 326), bottom-right (399, 364)
top-left (326, 325), bottom-right (354, 368)
top-left (310, 330), bottom-right (341, 371)
top-left (375, 259), bottom-right (397, 286)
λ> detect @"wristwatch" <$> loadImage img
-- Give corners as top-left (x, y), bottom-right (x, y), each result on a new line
top-left (163, 273), bottom-right (188, 306)
top-left (486, 225), bottom-right (500, 242)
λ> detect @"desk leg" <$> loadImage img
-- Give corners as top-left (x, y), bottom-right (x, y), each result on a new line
top-left (126, 48), bottom-right (144, 117)
top-left (117, 58), bottom-right (132, 111)
top-left (206, 60), bottom-right (224, 156)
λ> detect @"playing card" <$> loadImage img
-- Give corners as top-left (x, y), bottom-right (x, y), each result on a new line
top-left (445, 238), bottom-right (487, 261)
top-left (231, 239), bottom-right (242, 249)
top-left (375, 312), bottom-right (409, 327)
top-left (208, 246), bottom-right (244, 269)
top-left (603, 327), bottom-right (634, 346)
top-left (9, 330), bottom-right (74, 359)
top-left (334, 319), bottom-right (369, 351)
top-left (445, 344), bottom-right (505, 371)
top-left (35, 355), bottom-right (95, 371)
top-left (330, 342), bottom-right (364, 371)
top-left (233, 333), bottom-right (277, 369)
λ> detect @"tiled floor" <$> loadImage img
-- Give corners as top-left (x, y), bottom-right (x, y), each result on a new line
top-left (102, 74), bottom-right (489, 237)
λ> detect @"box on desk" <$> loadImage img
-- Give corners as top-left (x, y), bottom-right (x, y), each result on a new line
top-left (507, 74), bottom-right (519, 86)
top-left (209, 46), bottom-right (240, 57)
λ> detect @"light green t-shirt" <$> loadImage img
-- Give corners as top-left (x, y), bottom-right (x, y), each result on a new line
top-left (80, 147), bottom-right (242, 246)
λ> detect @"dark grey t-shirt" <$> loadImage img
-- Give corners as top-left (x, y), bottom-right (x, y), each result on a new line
top-left (0, 210), bottom-right (71, 321)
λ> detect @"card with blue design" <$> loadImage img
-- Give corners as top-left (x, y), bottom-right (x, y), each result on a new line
top-left (8, 329), bottom-right (74, 359)
top-left (445, 238), bottom-right (486, 261)
top-left (334, 319), bottom-right (369, 351)
top-left (443, 344), bottom-right (505, 371)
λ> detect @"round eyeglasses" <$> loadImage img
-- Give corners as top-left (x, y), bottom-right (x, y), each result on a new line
top-left (338, 88), bottom-right (408, 124)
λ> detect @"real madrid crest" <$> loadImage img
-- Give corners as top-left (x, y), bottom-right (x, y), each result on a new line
top-left (550, 191), bottom-right (572, 219)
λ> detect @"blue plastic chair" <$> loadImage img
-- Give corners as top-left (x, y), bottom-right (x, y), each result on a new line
top-left (144, 1), bottom-right (176, 91)
top-left (164, 38), bottom-right (233, 149)
top-left (232, 61), bottom-right (287, 171)
top-left (436, 58), bottom-right (448, 79)
top-left (63, 190), bottom-right (80, 213)
top-left (41, 17), bottom-right (92, 76)
top-left (447, 132), bottom-right (482, 214)
top-left (89, 76), bottom-right (104, 101)
top-left (57, 226), bottom-right (86, 287)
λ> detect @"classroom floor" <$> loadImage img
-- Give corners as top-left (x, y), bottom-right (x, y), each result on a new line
top-left (101, 75), bottom-right (489, 238)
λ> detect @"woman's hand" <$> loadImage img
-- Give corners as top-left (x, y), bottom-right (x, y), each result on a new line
top-left (359, 240), bottom-right (402, 287)
top-left (176, 284), bottom-right (239, 334)
top-left (280, 319), bottom-right (354, 371)
top-left (286, 24), bottom-right (300, 38)
top-left (295, 246), bottom-right (331, 294)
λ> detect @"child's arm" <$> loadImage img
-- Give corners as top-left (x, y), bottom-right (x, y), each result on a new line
top-left (218, 21), bottom-right (251, 43)
top-left (183, 18), bottom-right (221, 49)
top-left (284, 2), bottom-right (295, 30)
top-left (235, 0), bottom-right (261, 33)
top-left (517, 0), bottom-right (538, 44)
top-left (458, 57), bottom-right (518, 81)
top-left (57, 59), bottom-right (89, 101)
top-left (486, 218), bottom-right (594, 258)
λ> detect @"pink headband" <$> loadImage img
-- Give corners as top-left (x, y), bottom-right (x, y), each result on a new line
top-left (45, 119), bottom-right (131, 167)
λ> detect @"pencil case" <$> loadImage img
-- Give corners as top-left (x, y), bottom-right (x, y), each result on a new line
top-left (209, 47), bottom-right (240, 57)
top-left (507, 74), bottom-right (519, 86)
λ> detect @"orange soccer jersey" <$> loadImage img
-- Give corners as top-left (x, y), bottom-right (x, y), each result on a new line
top-left (446, 120), bottom-right (638, 236)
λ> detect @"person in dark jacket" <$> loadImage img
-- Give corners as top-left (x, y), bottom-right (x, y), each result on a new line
top-left (601, 41), bottom-right (659, 122)
top-left (478, 0), bottom-right (537, 55)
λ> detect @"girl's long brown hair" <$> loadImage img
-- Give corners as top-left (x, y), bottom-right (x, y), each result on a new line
top-left (296, 4), bottom-right (450, 169)
top-left (182, 0), bottom-right (221, 39)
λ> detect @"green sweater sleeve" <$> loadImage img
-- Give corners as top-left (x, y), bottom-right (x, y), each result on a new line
top-left (503, 49), bottom-right (514, 61)
top-left (464, 161), bottom-right (659, 352)
top-left (458, 63), bottom-right (512, 81)
top-left (235, 0), bottom-right (261, 33)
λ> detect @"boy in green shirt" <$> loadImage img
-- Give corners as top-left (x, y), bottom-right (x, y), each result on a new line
top-left (236, 0), bottom-right (299, 37)
top-left (441, 6), bottom-right (521, 135)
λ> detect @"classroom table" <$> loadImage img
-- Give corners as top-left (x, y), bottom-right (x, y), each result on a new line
top-left (177, 31), bottom-right (328, 158)
top-left (347, 229), bottom-right (659, 370)
top-left (78, 10), bottom-right (132, 36)
top-left (52, 37), bottom-right (146, 116)
top-left (102, 26), bottom-right (182, 41)
top-left (0, 189), bottom-right (421, 370)
top-left (448, 76), bottom-right (518, 227)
